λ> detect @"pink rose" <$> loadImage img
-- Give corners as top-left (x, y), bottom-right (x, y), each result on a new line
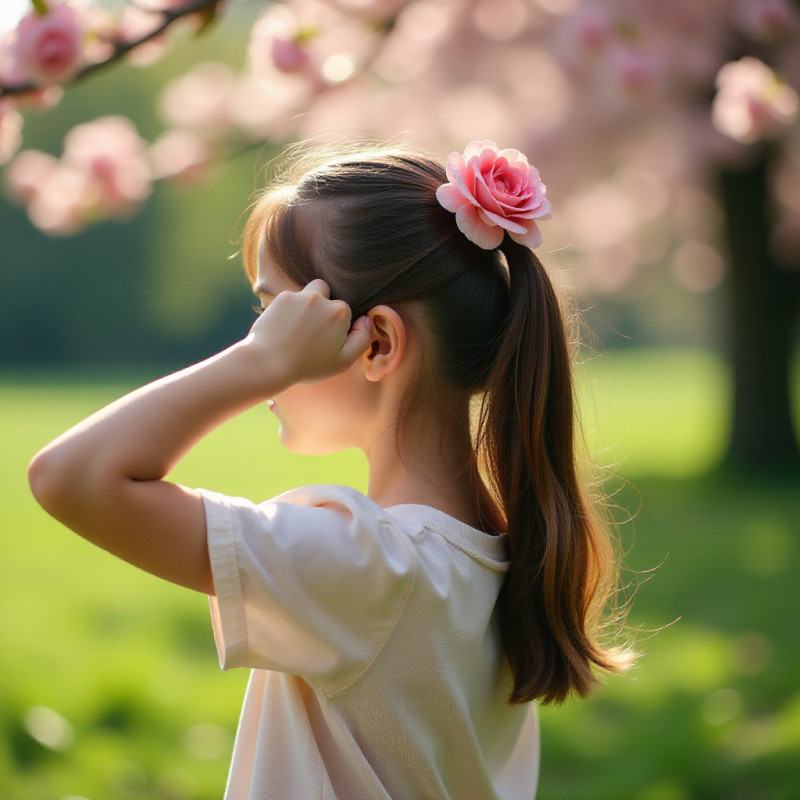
top-left (14, 2), bottom-right (86, 85)
top-left (435, 140), bottom-right (551, 250)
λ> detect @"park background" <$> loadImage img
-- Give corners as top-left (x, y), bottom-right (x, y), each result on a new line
top-left (1, 1), bottom-right (799, 798)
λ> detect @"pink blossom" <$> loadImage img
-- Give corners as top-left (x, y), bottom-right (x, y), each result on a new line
top-left (712, 57), bottom-right (799, 144)
top-left (270, 36), bottom-right (311, 74)
top-left (81, 5), bottom-right (116, 64)
top-left (9, 85), bottom-right (64, 110)
top-left (4, 149), bottom-right (90, 235)
top-left (0, 31), bottom-right (23, 84)
top-left (61, 116), bottom-right (152, 218)
top-left (158, 61), bottom-right (237, 135)
top-left (247, 2), bottom-right (370, 91)
top-left (115, 7), bottom-right (169, 67)
top-left (0, 101), bottom-right (24, 166)
top-left (435, 140), bottom-right (551, 250)
top-left (13, 2), bottom-right (87, 85)
top-left (248, 6), bottom-right (316, 81)
top-left (149, 129), bottom-right (213, 183)
top-left (27, 163), bottom-right (93, 235)
top-left (4, 149), bottom-right (59, 204)
top-left (4, 117), bottom-right (153, 234)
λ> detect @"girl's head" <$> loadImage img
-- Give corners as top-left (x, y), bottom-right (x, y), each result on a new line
top-left (242, 141), bottom-right (634, 704)
top-left (243, 145), bottom-right (510, 413)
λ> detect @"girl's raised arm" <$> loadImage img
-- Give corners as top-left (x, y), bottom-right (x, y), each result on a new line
top-left (28, 280), bottom-right (372, 594)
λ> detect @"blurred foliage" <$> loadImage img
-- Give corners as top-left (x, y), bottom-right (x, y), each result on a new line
top-left (2, 350), bottom-right (799, 799)
top-left (0, 9), bottom-right (731, 370)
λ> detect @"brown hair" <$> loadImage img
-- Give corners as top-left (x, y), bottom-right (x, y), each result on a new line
top-left (242, 143), bottom-right (634, 704)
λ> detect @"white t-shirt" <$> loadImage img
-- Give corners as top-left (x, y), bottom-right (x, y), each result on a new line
top-left (199, 483), bottom-right (539, 800)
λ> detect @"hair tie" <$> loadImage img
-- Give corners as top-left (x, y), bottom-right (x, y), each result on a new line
top-left (435, 140), bottom-right (551, 251)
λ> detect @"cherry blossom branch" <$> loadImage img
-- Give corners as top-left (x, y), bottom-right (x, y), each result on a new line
top-left (0, 0), bottom-right (227, 99)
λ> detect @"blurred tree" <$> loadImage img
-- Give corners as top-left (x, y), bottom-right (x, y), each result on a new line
top-left (719, 147), bottom-right (800, 467)
top-left (0, 0), bottom-right (798, 469)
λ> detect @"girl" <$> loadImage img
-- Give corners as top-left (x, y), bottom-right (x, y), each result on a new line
top-left (29, 140), bottom-right (633, 799)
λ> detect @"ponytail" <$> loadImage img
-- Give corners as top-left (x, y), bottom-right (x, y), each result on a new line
top-left (479, 237), bottom-right (632, 705)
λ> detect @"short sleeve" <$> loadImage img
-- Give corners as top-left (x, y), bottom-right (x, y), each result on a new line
top-left (198, 485), bottom-right (416, 692)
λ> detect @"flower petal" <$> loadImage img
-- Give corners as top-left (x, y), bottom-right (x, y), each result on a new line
top-left (463, 139), bottom-right (498, 161)
top-left (456, 204), bottom-right (504, 249)
top-left (498, 148), bottom-right (528, 169)
top-left (451, 154), bottom-right (478, 202)
top-left (435, 182), bottom-right (469, 213)
top-left (474, 173), bottom-right (504, 215)
top-left (480, 206), bottom-right (528, 233)
top-left (527, 164), bottom-right (542, 186)
top-left (445, 151), bottom-right (466, 186)
top-left (477, 146), bottom-right (497, 174)
top-left (531, 197), bottom-right (552, 220)
top-left (509, 223), bottom-right (543, 249)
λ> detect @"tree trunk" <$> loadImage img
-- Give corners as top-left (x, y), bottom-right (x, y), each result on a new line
top-left (718, 148), bottom-right (800, 470)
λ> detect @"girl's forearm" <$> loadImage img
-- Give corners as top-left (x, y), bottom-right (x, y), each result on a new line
top-left (29, 340), bottom-right (285, 512)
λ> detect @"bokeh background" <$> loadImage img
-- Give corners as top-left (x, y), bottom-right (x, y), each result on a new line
top-left (1, 1), bottom-right (799, 798)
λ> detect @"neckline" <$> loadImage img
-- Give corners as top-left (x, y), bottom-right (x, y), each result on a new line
top-left (382, 503), bottom-right (508, 562)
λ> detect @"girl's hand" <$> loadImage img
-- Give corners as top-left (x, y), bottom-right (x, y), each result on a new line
top-left (246, 279), bottom-right (373, 386)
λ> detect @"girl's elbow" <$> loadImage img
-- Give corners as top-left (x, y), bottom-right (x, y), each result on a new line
top-left (28, 445), bottom-right (81, 517)
top-left (28, 447), bottom-right (64, 513)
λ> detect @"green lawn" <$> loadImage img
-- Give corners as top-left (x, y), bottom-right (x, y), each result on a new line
top-left (1, 349), bottom-right (798, 800)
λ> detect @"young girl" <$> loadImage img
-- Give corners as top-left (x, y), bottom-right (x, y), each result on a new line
top-left (29, 140), bottom-right (633, 799)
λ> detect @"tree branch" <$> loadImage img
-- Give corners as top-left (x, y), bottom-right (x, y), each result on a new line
top-left (0, 0), bottom-right (226, 100)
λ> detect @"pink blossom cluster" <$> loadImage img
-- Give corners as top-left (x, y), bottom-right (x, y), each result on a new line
top-left (5, 116), bottom-right (152, 235)
top-left (0, 0), bottom-right (798, 305)
top-left (153, 1), bottom-right (395, 160)
top-left (0, 0), bottom-right (225, 218)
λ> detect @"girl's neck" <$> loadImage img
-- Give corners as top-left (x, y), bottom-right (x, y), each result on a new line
top-left (365, 404), bottom-right (486, 532)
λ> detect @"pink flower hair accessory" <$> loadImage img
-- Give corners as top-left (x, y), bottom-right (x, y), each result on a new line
top-left (435, 140), bottom-right (551, 250)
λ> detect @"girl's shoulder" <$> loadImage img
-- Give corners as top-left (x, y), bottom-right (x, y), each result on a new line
top-left (198, 483), bottom-right (413, 560)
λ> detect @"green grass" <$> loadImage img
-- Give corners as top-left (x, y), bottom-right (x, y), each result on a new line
top-left (1, 349), bottom-right (798, 800)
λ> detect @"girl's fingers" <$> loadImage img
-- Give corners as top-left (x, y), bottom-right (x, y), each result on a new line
top-left (340, 316), bottom-right (373, 364)
top-left (302, 278), bottom-right (330, 297)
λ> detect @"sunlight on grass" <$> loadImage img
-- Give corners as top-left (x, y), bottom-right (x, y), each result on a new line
top-left (1, 349), bottom-right (798, 800)
top-left (576, 349), bottom-right (730, 477)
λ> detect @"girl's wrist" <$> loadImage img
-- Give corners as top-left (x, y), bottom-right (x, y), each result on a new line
top-left (228, 335), bottom-right (293, 400)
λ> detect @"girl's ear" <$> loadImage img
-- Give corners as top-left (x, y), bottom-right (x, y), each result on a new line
top-left (362, 305), bottom-right (406, 382)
